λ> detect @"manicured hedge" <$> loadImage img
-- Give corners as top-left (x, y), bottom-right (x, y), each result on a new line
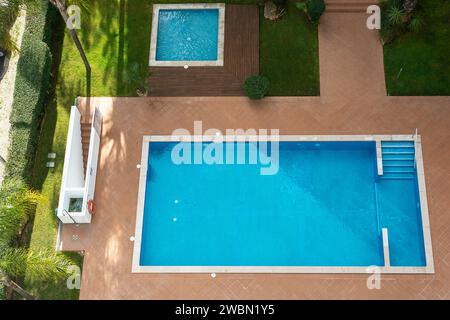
top-left (4, 1), bottom-right (53, 183)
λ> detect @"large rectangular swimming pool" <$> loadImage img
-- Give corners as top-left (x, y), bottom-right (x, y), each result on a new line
top-left (133, 137), bottom-right (432, 273)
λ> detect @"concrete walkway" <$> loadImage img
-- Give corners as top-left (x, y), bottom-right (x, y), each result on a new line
top-left (60, 10), bottom-right (450, 300)
top-left (319, 12), bottom-right (386, 100)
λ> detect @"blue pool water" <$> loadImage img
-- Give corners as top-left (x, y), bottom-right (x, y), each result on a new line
top-left (140, 142), bottom-right (426, 267)
top-left (156, 9), bottom-right (219, 61)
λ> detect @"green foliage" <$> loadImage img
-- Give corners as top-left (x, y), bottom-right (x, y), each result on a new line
top-left (0, 0), bottom-right (26, 52)
top-left (0, 285), bottom-right (5, 299)
top-left (24, 252), bottom-right (83, 299)
top-left (296, 0), bottom-right (325, 24)
top-left (308, 0), bottom-right (325, 24)
top-left (408, 15), bottom-right (423, 32)
top-left (260, 1), bottom-right (319, 95)
top-left (122, 62), bottom-right (151, 96)
top-left (380, 0), bottom-right (423, 44)
top-left (1, 1), bottom-right (55, 298)
top-left (5, 37), bottom-right (51, 182)
top-left (0, 179), bottom-right (43, 247)
top-left (0, 181), bottom-right (70, 298)
top-left (4, 0), bottom-right (53, 184)
top-left (387, 6), bottom-right (405, 25)
top-left (295, 2), bottom-right (307, 11)
top-left (244, 75), bottom-right (270, 99)
top-left (0, 248), bottom-right (72, 283)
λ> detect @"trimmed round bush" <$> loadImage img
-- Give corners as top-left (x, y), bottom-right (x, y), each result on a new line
top-left (308, 0), bottom-right (326, 24)
top-left (244, 75), bottom-right (270, 100)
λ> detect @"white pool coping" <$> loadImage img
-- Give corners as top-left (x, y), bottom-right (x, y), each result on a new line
top-left (132, 134), bottom-right (434, 274)
top-left (149, 3), bottom-right (225, 67)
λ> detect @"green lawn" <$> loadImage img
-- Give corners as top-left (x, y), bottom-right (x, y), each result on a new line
top-left (260, 2), bottom-right (320, 96)
top-left (383, 0), bottom-right (450, 95)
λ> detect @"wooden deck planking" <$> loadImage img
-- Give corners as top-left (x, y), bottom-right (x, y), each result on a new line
top-left (148, 5), bottom-right (259, 96)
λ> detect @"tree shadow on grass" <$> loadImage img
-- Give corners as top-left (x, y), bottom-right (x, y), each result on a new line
top-left (31, 11), bottom-right (65, 191)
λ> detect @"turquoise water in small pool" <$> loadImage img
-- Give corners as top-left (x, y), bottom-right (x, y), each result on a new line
top-left (140, 142), bottom-right (426, 267)
top-left (156, 9), bottom-right (219, 61)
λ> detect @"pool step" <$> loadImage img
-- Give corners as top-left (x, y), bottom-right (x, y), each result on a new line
top-left (383, 160), bottom-right (415, 167)
top-left (382, 154), bottom-right (415, 161)
top-left (381, 141), bottom-right (416, 180)
top-left (381, 149), bottom-right (415, 154)
top-left (381, 141), bottom-right (414, 148)
top-left (383, 167), bottom-right (415, 173)
top-left (380, 174), bottom-right (416, 180)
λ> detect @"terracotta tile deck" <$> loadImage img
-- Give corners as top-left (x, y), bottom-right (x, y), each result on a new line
top-left (60, 12), bottom-right (450, 299)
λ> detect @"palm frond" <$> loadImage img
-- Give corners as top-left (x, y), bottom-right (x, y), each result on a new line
top-left (0, 179), bottom-right (45, 245)
top-left (409, 15), bottom-right (424, 32)
top-left (387, 6), bottom-right (405, 25)
top-left (0, 248), bottom-right (74, 282)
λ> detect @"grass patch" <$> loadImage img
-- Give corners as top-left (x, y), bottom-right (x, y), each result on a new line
top-left (52, 0), bottom-right (153, 96)
top-left (383, 0), bottom-right (450, 95)
top-left (24, 5), bottom-right (83, 300)
top-left (260, 1), bottom-right (320, 96)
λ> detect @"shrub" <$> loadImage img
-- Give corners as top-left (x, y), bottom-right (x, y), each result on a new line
top-left (296, 0), bottom-right (325, 25)
top-left (308, 0), bottom-right (325, 24)
top-left (380, 0), bottom-right (423, 44)
top-left (4, 1), bottom-right (53, 183)
top-left (408, 15), bottom-right (424, 32)
top-left (244, 75), bottom-right (270, 99)
top-left (0, 178), bottom-right (43, 247)
top-left (387, 6), bottom-right (405, 25)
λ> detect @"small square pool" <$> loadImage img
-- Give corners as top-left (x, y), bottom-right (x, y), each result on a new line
top-left (149, 4), bottom-right (225, 67)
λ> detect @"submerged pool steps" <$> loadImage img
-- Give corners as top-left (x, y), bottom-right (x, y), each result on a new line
top-left (381, 141), bottom-right (416, 180)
